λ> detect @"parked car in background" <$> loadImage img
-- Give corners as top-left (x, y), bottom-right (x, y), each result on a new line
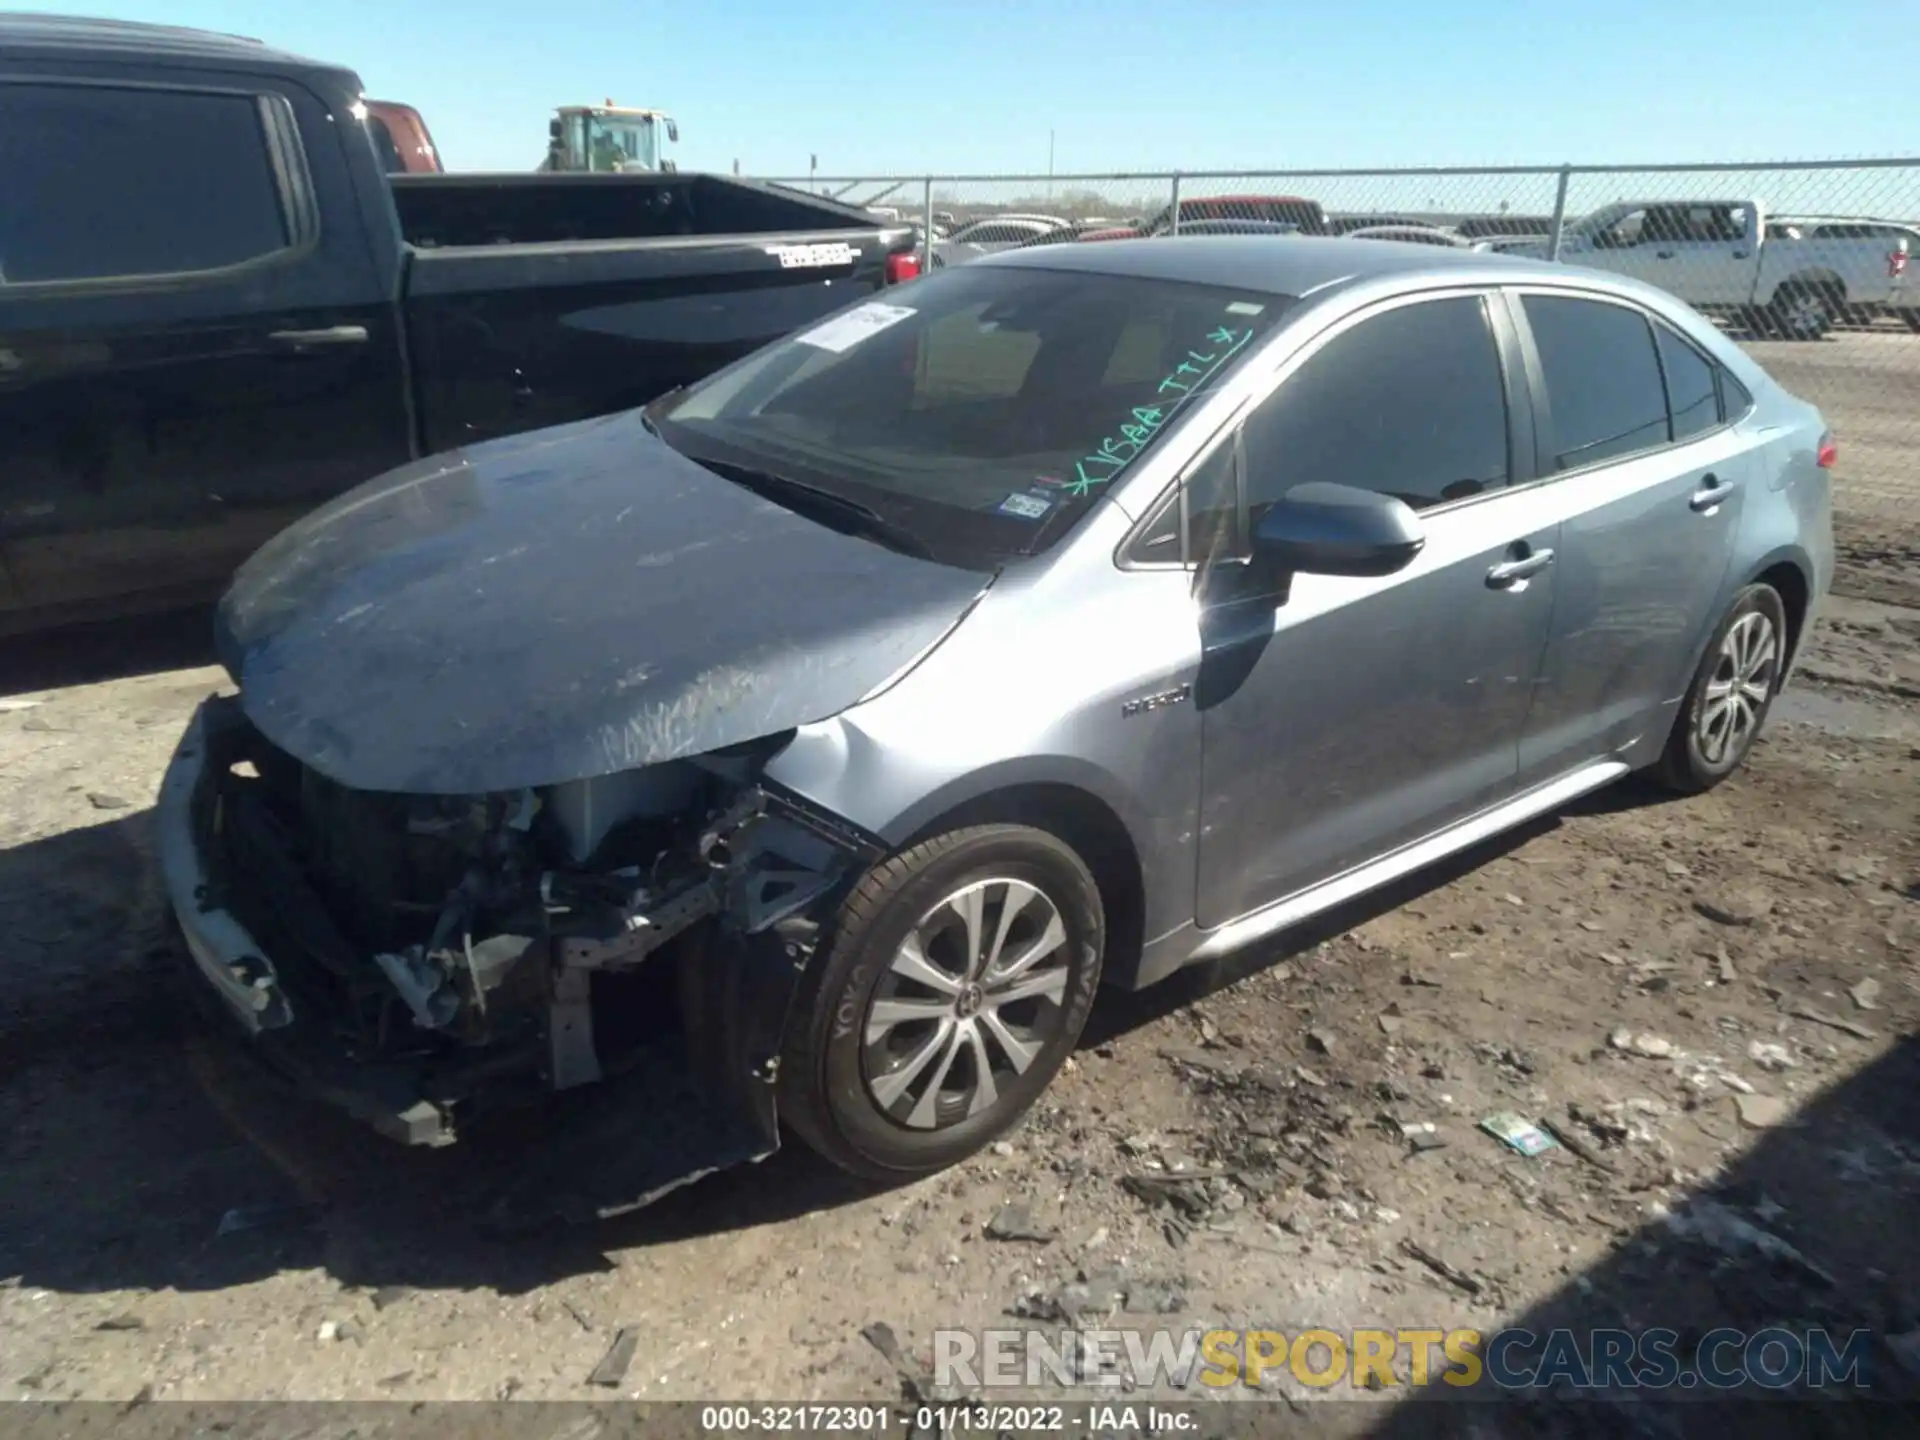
top-left (1168, 220), bottom-right (1302, 238)
top-left (1080, 195), bottom-right (1330, 242)
top-left (1328, 214), bottom-right (1427, 235)
top-left (1473, 234), bottom-right (1552, 254)
top-left (1527, 199), bottom-right (1908, 339)
top-left (0, 14), bottom-right (919, 634)
top-left (931, 215), bottom-right (1068, 267)
top-left (1455, 215), bottom-right (1556, 240)
top-left (1347, 224), bottom-right (1472, 248)
top-left (362, 98), bottom-right (440, 173)
top-left (1772, 217), bottom-right (1919, 330)
top-left (161, 236), bottom-right (1832, 1219)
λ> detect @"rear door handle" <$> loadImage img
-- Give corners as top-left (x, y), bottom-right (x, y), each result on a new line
top-left (267, 325), bottom-right (369, 350)
top-left (1486, 548), bottom-right (1554, 588)
top-left (1655, 249), bottom-right (1677, 259)
top-left (1690, 474), bottom-right (1735, 512)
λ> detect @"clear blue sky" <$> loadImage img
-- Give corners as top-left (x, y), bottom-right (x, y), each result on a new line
top-left (19, 1), bottom-right (1919, 179)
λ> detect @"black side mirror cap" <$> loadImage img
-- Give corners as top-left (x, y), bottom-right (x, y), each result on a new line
top-left (1251, 482), bottom-right (1425, 578)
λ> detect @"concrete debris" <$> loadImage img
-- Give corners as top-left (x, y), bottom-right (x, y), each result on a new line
top-left (1787, 1002), bottom-right (1877, 1041)
top-left (1693, 894), bottom-right (1767, 927)
top-left (586, 1327), bottom-right (640, 1388)
top-left (1747, 1040), bottom-right (1798, 1072)
top-left (1733, 1094), bottom-right (1790, 1129)
top-left (1610, 1029), bottom-right (1675, 1058)
top-left (1399, 1238), bottom-right (1483, 1296)
top-left (983, 1202), bottom-right (1055, 1243)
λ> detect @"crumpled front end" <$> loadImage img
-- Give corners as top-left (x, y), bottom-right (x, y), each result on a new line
top-left (159, 694), bottom-right (878, 1223)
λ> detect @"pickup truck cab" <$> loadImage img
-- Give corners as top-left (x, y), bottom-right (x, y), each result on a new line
top-left (0, 15), bottom-right (916, 634)
top-left (1542, 199), bottom-right (1907, 339)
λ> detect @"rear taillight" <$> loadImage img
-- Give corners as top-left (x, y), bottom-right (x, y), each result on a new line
top-left (1816, 431), bottom-right (1838, 469)
top-left (1890, 247), bottom-right (1908, 279)
top-left (884, 252), bottom-right (921, 285)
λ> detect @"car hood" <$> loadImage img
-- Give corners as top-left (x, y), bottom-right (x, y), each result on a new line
top-left (217, 411), bottom-right (989, 795)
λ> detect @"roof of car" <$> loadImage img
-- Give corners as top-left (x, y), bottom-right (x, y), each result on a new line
top-left (0, 12), bottom-right (330, 69)
top-left (986, 233), bottom-right (1569, 296)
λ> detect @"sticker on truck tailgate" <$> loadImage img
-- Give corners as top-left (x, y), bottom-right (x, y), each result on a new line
top-left (794, 302), bottom-right (916, 354)
top-left (766, 241), bottom-right (857, 269)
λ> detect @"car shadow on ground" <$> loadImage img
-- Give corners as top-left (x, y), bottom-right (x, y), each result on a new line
top-left (0, 798), bottom-right (1573, 1303)
top-left (0, 605), bottom-right (217, 695)
top-left (1357, 1033), bottom-right (1920, 1438)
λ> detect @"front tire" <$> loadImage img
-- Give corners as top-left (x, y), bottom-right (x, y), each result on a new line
top-left (778, 824), bottom-right (1104, 1182)
top-left (1654, 584), bottom-right (1789, 794)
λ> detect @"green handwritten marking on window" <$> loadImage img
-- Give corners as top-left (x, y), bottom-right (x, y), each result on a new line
top-left (1064, 327), bottom-right (1255, 496)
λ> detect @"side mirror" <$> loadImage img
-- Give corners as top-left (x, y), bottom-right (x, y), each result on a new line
top-left (548, 118), bottom-right (563, 140)
top-left (666, 119), bottom-right (680, 143)
top-left (1251, 483), bottom-right (1424, 578)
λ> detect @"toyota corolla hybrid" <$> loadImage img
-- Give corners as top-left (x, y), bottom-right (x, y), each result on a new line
top-left (161, 237), bottom-right (1832, 1221)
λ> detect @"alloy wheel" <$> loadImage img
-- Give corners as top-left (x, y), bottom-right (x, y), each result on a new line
top-left (1696, 610), bottom-right (1778, 766)
top-left (862, 877), bottom-right (1072, 1130)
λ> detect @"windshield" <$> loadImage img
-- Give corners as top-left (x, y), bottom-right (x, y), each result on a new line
top-left (652, 266), bottom-right (1292, 566)
top-left (586, 115), bottom-right (657, 171)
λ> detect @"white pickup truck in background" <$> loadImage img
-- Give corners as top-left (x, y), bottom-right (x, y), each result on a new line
top-left (1537, 199), bottom-right (1910, 339)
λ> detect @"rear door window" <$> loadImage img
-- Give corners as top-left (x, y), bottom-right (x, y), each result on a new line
top-left (0, 83), bottom-right (291, 285)
top-left (1521, 295), bottom-right (1670, 470)
top-left (1655, 323), bottom-right (1720, 441)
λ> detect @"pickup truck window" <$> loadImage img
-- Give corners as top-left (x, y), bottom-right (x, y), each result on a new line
top-left (0, 83), bottom-right (291, 285)
top-left (1522, 295), bottom-right (1669, 471)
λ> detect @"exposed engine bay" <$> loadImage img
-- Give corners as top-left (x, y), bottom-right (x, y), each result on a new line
top-left (183, 694), bottom-right (878, 1182)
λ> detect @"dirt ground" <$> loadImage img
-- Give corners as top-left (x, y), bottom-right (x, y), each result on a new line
top-left (1, 393), bottom-right (1916, 1431)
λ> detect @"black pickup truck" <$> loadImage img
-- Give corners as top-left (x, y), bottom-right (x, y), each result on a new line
top-left (0, 15), bottom-right (918, 634)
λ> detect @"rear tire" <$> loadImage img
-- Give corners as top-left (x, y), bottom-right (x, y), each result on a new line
top-left (1654, 584), bottom-right (1789, 794)
top-left (1769, 281), bottom-right (1835, 341)
top-left (778, 823), bottom-right (1104, 1183)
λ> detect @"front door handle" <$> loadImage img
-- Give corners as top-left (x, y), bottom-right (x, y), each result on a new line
top-left (1690, 474), bottom-right (1735, 512)
top-left (267, 325), bottom-right (369, 350)
top-left (1655, 249), bottom-right (1677, 259)
top-left (1487, 548), bottom-right (1554, 588)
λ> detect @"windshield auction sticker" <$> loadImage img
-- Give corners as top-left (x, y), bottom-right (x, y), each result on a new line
top-left (795, 302), bottom-right (917, 354)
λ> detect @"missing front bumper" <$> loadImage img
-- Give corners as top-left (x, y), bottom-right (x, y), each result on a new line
top-left (157, 695), bottom-right (850, 1220)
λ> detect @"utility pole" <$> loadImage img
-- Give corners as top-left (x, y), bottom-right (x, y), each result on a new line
top-left (809, 153), bottom-right (818, 192)
top-left (1047, 129), bottom-right (1055, 199)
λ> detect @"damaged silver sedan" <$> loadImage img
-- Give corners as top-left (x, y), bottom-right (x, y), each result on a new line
top-left (161, 239), bottom-right (1830, 1219)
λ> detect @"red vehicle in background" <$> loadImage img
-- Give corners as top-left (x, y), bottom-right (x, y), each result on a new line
top-left (1079, 193), bottom-right (1329, 242)
top-left (362, 98), bottom-right (441, 173)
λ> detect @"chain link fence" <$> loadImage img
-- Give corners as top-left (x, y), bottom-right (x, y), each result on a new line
top-left (767, 160), bottom-right (1920, 531)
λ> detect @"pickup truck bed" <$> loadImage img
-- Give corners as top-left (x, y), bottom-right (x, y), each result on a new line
top-left (394, 174), bottom-right (914, 448)
top-left (0, 16), bottom-right (915, 634)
